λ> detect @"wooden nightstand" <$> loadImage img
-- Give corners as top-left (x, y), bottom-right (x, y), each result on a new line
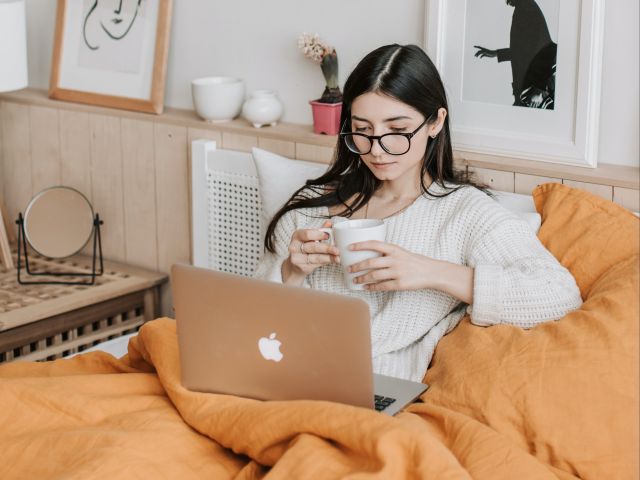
top-left (0, 250), bottom-right (167, 362)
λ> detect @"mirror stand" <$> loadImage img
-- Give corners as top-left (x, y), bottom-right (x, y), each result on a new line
top-left (15, 213), bottom-right (104, 285)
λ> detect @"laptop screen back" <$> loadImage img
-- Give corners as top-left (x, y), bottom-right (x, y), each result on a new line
top-left (172, 264), bottom-right (375, 408)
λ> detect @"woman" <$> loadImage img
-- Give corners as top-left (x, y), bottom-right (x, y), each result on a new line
top-left (255, 44), bottom-right (582, 382)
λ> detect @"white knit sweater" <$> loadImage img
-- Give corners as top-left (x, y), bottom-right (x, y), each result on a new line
top-left (254, 183), bottom-right (583, 382)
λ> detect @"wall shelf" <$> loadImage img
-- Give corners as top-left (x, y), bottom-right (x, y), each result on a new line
top-left (2, 88), bottom-right (637, 190)
top-left (0, 88), bottom-right (336, 148)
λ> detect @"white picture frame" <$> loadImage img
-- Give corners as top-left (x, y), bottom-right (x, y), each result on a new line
top-left (425, 0), bottom-right (605, 167)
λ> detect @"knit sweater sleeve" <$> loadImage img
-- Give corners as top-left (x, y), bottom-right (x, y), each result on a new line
top-left (253, 210), bottom-right (298, 284)
top-left (466, 212), bottom-right (583, 328)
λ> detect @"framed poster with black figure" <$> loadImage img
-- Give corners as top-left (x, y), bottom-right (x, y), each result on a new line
top-left (49, 0), bottom-right (172, 114)
top-left (425, 0), bottom-right (605, 167)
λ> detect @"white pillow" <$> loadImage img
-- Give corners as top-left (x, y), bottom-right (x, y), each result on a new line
top-left (491, 190), bottom-right (542, 233)
top-left (251, 149), bottom-right (542, 233)
top-left (252, 148), bottom-right (328, 223)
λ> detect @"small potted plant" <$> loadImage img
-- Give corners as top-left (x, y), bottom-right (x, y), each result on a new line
top-left (297, 32), bottom-right (342, 135)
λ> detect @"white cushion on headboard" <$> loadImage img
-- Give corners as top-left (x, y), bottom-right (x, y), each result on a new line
top-left (250, 147), bottom-right (541, 232)
top-left (252, 147), bottom-right (327, 223)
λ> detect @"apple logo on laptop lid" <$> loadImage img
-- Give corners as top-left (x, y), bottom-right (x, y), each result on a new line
top-left (258, 333), bottom-right (283, 362)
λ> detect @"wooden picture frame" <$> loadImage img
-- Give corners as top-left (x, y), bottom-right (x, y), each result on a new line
top-left (425, 0), bottom-right (605, 167)
top-left (49, 0), bottom-right (172, 114)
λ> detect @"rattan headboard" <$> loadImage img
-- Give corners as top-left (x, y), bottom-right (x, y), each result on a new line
top-left (191, 140), bottom-right (263, 277)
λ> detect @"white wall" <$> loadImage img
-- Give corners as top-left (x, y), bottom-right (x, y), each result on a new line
top-left (24, 0), bottom-right (638, 168)
top-left (597, 0), bottom-right (639, 169)
top-left (25, 0), bottom-right (424, 122)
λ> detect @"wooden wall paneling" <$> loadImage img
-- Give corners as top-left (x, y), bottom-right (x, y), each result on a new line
top-left (562, 179), bottom-right (613, 201)
top-left (121, 118), bottom-right (158, 270)
top-left (459, 149), bottom-right (639, 190)
top-left (59, 110), bottom-right (93, 201)
top-left (613, 187), bottom-right (640, 212)
top-left (515, 173), bottom-right (562, 195)
top-left (29, 106), bottom-right (61, 194)
top-left (0, 104), bottom-right (15, 248)
top-left (0, 104), bottom-right (12, 249)
top-left (154, 123), bottom-right (189, 316)
top-left (59, 110), bottom-right (94, 256)
top-left (88, 114), bottom-right (126, 263)
top-left (295, 143), bottom-right (334, 164)
top-left (155, 122), bottom-right (189, 271)
top-left (0, 102), bottom-right (33, 225)
top-left (467, 167), bottom-right (515, 192)
top-left (0, 103), bottom-right (4, 206)
top-left (221, 132), bottom-right (258, 152)
top-left (257, 137), bottom-right (295, 158)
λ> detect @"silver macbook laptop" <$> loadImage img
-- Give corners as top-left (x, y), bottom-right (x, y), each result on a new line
top-left (171, 263), bottom-right (428, 416)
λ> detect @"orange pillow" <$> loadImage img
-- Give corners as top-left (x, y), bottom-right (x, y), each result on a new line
top-left (533, 183), bottom-right (639, 297)
top-left (424, 184), bottom-right (639, 479)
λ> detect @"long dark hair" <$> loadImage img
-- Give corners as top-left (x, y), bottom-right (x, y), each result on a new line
top-left (265, 44), bottom-right (486, 253)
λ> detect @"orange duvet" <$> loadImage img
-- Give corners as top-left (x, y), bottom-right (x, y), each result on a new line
top-left (0, 184), bottom-right (637, 479)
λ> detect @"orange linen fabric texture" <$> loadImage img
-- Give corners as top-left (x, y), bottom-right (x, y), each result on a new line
top-left (421, 183), bottom-right (639, 479)
top-left (0, 183), bottom-right (637, 479)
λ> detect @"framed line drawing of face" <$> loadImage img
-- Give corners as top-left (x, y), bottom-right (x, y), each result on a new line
top-left (425, 0), bottom-right (605, 168)
top-left (49, 0), bottom-right (172, 114)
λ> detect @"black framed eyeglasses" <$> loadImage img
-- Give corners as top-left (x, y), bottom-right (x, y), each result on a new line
top-left (339, 117), bottom-right (430, 156)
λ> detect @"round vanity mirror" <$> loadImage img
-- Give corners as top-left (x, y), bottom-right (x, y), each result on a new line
top-left (23, 186), bottom-right (95, 259)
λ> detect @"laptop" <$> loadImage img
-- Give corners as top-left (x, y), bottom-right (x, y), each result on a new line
top-left (171, 263), bottom-right (428, 416)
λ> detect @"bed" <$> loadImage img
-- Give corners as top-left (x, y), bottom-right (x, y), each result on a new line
top-left (0, 141), bottom-right (637, 479)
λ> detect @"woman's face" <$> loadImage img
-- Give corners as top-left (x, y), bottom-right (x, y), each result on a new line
top-left (349, 91), bottom-right (435, 184)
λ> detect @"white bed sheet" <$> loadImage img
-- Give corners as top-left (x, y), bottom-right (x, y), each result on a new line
top-left (66, 333), bottom-right (135, 359)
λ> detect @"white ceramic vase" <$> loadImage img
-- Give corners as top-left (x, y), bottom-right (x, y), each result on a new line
top-left (242, 90), bottom-right (284, 128)
top-left (192, 76), bottom-right (245, 122)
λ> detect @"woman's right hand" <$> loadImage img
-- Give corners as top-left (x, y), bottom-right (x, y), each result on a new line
top-left (282, 220), bottom-right (340, 285)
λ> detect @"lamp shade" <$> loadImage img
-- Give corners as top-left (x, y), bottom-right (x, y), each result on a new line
top-left (0, 0), bottom-right (28, 92)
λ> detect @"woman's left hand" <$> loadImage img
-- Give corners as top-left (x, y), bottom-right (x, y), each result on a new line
top-left (348, 241), bottom-right (434, 292)
top-left (349, 241), bottom-right (475, 303)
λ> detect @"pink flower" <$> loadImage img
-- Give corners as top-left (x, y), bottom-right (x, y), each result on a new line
top-left (297, 32), bottom-right (336, 64)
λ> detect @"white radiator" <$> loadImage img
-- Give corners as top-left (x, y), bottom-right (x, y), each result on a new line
top-left (191, 140), bottom-right (263, 277)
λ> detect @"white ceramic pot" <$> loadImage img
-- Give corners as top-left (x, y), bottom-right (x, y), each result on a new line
top-left (191, 76), bottom-right (245, 122)
top-left (241, 90), bottom-right (284, 128)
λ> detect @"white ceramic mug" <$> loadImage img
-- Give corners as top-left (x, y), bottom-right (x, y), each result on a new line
top-left (320, 218), bottom-right (387, 290)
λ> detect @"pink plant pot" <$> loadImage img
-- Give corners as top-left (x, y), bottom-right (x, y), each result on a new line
top-left (309, 101), bottom-right (342, 135)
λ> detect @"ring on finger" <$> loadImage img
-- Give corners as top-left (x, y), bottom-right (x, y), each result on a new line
top-left (300, 242), bottom-right (306, 254)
